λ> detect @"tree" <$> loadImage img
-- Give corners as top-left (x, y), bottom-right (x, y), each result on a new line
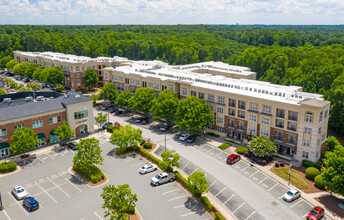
top-left (47, 66), bottom-right (64, 85)
top-left (18, 87), bottom-right (33, 92)
top-left (55, 84), bottom-right (64, 92)
top-left (326, 136), bottom-right (342, 152)
top-left (101, 184), bottom-right (138, 220)
top-left (249, 136), bottom-right (277, 157)
top-left (0, 56), bottom-right (12, 69)
top-left (151, 89), bottom-right (179, 125)
top-left (188, 172), bottom-right (209, 197)
top-left (109, 125), bottom-right (142, 151)
top-left (53, 120), bottom-right (75, 145)
top-left (0, 88), bottom-right (6, 95)
top-left (6, 60), bottom-right (18, 72)
top-left (9, 128), bottom-right (39, 155)
top-left (73, 137), bottom-right (103, 172)
top-left (32, 66), bottom-right (45, 80)
top-left (160, 150), bottom-right (180, 171)
top-left (89, 93), bottom-right (99, 104)
top-left (99, 83), bottom-right (117, 104)
top-left (129, 88), bottom-right (156, 115)
top-left (175, 96), bottom-right (213, 133)
top-left (26, 82), bottom-right (42, 91)
top-left (83, 68), bottom-right (99, 88)
top-left (115, 90), bottom-right (132, 108)
top-left (95, 112), bottom-right (107, 131)
top-left (322, 145), bottom-right (344, 196)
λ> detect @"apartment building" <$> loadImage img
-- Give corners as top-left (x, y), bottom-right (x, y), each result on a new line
top-left (13, 51), bottom-right (130, 90)
top-left (0, 91), bottom-right (94, 158)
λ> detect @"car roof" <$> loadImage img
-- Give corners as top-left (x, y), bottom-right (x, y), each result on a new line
top-left (13, 185), bottom-right (23, 189)
top-left (228, 154), bottom-right (239, 159)
top-left (313, 206), bottom-right (324, 212)
top-left (26, 197), bottom-right (37, 203)
top-left (289, 189), bottom-right (299, 193)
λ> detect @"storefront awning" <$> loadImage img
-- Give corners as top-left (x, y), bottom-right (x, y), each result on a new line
top-left (50, 130), bottom-right (55, 135)
top-left (37, 133), bottom-right (46, 139)
top-left (0, 142), bottom-right (9, 150)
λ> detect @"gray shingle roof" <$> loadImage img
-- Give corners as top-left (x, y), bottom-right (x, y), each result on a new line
top-left (61, 92), bottom-right (92, 105)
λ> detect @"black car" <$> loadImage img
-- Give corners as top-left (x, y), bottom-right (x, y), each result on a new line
top-left (109, 108), bottom-right (118, 113)
top-left (67, 142), bottom-right (78, 150)
top-left (141, 118), bottom-right (149, 125)
top-left (185, 135), bottom-right (197, 143)
top-left (24, 78), bottom-right (30, 83)
top-left (114, 110), bottom-right (123, 115)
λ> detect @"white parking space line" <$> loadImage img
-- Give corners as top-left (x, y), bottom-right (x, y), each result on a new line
top-left (168, 195), bottom-right (188, 201)
top-left (181, 162), bottom-right (190, 170)
top-left (258, 176), bottom-right (268, 184)
top-left (224, 194), bottom-right (236, 205)
top-left (198, 145), bottom-right (206, 150)
top-left (155, 184), bottom-right (172, 189)
top-left (233, 202), bottom-right (246, 214)
top-left (46, 153), bottom-right (55, 160)
top-left (268, 183), bottom-right (278, 191)
top-left (191, 168), bottom-right (198, 174)
top-left (245, 211), bottom-right (256, 220)
top-left (206, 148), bottom-right (214, 153)
top-left (249, 170), bottom-right (258, 177)
top-left (290, 200), bottom-right (302, 208)
top-left (34, 181), bottom-right (58, 203)
top-left (279, 194), bottom-right (285, 199)
top-left (215, 187), bottom-right (227, 197)
top-left (60, 174), bottom-right (82, 192)
top-left (162, 189), bottom-right (179, 195)
top-left (46, 177), bottom-right (70, 198)
top-left (7, 191), bottom-right (29, 216)
top-left (180, 212), bottom-right (197, 217)
top-left (174, 201), bottom-right (197, 209)
top-left (302, 213), bottom-right (309, 217)
top-left (59, 152), bottom-right (65, 157)
top-left (214, 151), bottom-right (223, 157)
top-left (2, 210), bottom-right (12, 220)
top-left (130, 161), bottom-right (144, 167)
top-left (240, 165), bottom-right (249, 171)
top-left (36, 156), bottom-right (44, 163)
top-left (207, 181), bottom-right (217, 189)
top-left (94, 212), bottom-right (104, 220)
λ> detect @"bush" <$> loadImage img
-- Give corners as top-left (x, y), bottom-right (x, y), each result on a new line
top-left (201, 196), bottom-right (213, 211)
top-left (228, 139), bottom-right (236, 143)
top-left (73, 163), bottom-right (104, 184)
top-left (237, 146), bottom-right (248, 154)
top-left (143, 142), bottom-right (153, 149)
top-left (175, 171), bottom-right (189, 188)
top-left (215, 212), bottom-right (226, 220)
top-left (140, 139), bottom-right (146, 145)
top-left (55, 84), bottom-right (64, 92)
top-left (302, 159), bottom-right (315, 168)
top-left (115, 146), bottom-right (138, 155)
top-left (106, 125), bottom-right (114, 133)
top-left (314, 175), bottom-right (325, 189)
top-left (0, 161), bottom-right (17, 173)
top-left (305, 167), bottom-right (320, 180)
top-left (314, 161), bottom-right (322, 170)
top-left (218, 143), bottom-right (231, 150)
top-left (75, 86), bottom-right (88, 94)
top-left (136, 148), bottom-right (162, 165)
top-left (127, 206), bottom-right (135, 215)
top-left (207, 132), bottom-right (220, 137)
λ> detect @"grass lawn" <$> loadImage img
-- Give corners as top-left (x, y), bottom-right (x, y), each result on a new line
top-left (270, 167), bottom-right (309, 189)
top-left (218, 143), bottom-right (231, 150)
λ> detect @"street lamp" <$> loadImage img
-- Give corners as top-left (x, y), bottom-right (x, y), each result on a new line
top-left (107, 95), bottom-right (109, 123)
top-left (288, 164), bottom-right (293, 185)
top-left (164, 129), bottom-right (167, 152)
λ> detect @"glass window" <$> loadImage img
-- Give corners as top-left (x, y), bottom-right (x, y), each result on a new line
top-left (208, 94), bottom-right (214, 102)
top-left (182, 88), bottom-right (187, 96)
top-left (148, 83), bottom-right (153, 88)
top-left (319, 111), bottom-right (323, 122)
top-left (229, 108), bottom-right (235, 116)
top-left (238, 121), bottom-right (245, 130)
top-left (248, 125), bottom-right (256, 133)
top-left (217, 126), bottom-right (224, 133)
top-left (218, 96), bottom-right (225, 104)
top-left (119, 77), bottom-right (123, 82)
top-left (249, 103), bottom-right (258, 111)
top-left (304, 127), bottom-right (312, 135)
top-left (318, 127), bottom-right (322, 134)
top-left (262, 105), bottom-right (271, 114)
top-left (191, 91), bottom-right (197, 96)
top-left (136, 80), bottom-right (140, 86)
top-left (76, 66), bottom-right (80, 71)
top-left (324, 110), bottom-right (328, 118)
top-left (114, 76), bottom-right (118, 81)
top-left (276, 119), bottom-right (284, 128)
top-left (238, 110), bottom-right (245, 119)
top-left (49, 118), bottom-right (53, 125)
top-left (209, 105), bottom-right (213, 111)
top-left (169, 85), bottom-right (173, 92)
top-left (249, 114), bottom-right (257, 122)
top-left (276, 108), bottom-right (285, 118)
top-left (32, 120), bottom-right (43, 129)
top-left (153, 84), bottom-right (159, 90)
top-left (1, 128), bottom-right (6, 136)
top-left (261, 117), bottom-right (270, 125)
top-left (260, 128), bottom-right (269, 137)
top-left (302, 151), bottom-right (309, 159)
top-left (303, 139), bottom-right (310, 147)
top-left (130, 79), bottom-right (134, 85)
top-left (305, 112), bottom-right (313, 123)
top-left (217, 107), bottom-right (224, 114)
top-left (76, 73), bottom-right (80, 78)
top-left (238, 101), bottom-right (246, 109)
top-left (14, 124), bottom-right (25, 130)
top-left (288, 111), bottom-right (298, 121)
top-left (216, 117), bottom-right (223, 124)
top-left (57, 116), bottom-right (61, 123)
top-left (322, 134), bottom-right (326, 141)
top-left (229, 98), bottom-right (236, 107)
top-left (74, 110), bottom-right (88, 120)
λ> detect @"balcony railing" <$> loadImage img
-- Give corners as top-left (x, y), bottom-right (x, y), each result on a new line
top-left (238, 105), bottom-right (245, 110)
top-left (288, 116), bottom-right (298, 121)
top-left (238, 115), bottom-right (245, 119)
top-left (276, 113), bottom-right (285, 118)
top-left (238, 126), bottom-right (244, 130)
top-left (229, 103), bottom-right (235, 107)
top-left (287, 127), bottom-right (297, 131)
top-left (276, 123), bottom-right (284, 128)
top-left (287, 140), bottom-right (295, 145)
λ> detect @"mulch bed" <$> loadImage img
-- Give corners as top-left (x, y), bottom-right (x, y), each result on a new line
top-left (315, 195), bottom-right (344, 218)
top-left (71, 168), bottom-right (108, 186)
top-left (139, 143), bottom-right (158, 152)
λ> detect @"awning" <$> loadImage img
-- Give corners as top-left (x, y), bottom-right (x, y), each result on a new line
top-left (37, 133), bottom-right (46, 139)
top-left (50, 130), bottom-right (56, 135)
top-left (0, 142), bottom-right (9, 150)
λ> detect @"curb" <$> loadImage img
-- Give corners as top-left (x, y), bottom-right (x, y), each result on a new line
top-left (0, 166), bottom-right (21, 178)
top-left (67, 167), bottom-right (109, 188)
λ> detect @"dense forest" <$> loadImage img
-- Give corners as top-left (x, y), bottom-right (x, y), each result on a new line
top-left (0, 25), bottom-right (343, 135)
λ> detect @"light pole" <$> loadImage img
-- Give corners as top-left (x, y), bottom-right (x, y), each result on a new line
top-left (164, 129), bottom-right (167, 152)
top-left (107, 95), bottom-right (109, 123)
top-left (288, 164), bottom-right (292, 185)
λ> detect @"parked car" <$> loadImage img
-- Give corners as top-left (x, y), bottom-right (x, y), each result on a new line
top-left (179, 133), bottom-right (190, 141)
top-left (102, 122), bottom-right (113, 129)
top-left (67, 141), bottom-right (78, 150)
top-left (227, 154), bottom-right (241, 165)
top-left (139, 163), bottom-right (158, 174)
top-left (114, 110), bottom-right (123, 115)
top-left (151, 172), bottom-right (175, 186)
top-left (159, 123), bottom-right (171, 131)
top-left (306, 206), bottom-right (325, 220)
top-left (15, 76), bottom-right (22, 80)
top-left (136, 117), bottom-right (149, 123)
top-left (23, 197), bottom-right (39, 211)
top-left (109, 108), bottom-right (118, 113)
top-left (283, 189), bottom-right (301, 202)
top-left (24, 78), bottom-right (30, 83)
top-left (185, 134), bottom-right (197, 143)
top-left (12, 185), bottom-right (28, 200)
top-left (141, 118), bottom-right (150, 125)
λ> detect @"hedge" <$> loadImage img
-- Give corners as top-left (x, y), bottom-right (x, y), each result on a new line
top-left (0, 161), bottom-right (17, 173)
top-left (174, 171), bottom-right (189, 188)
top-left (106, 125), bottom-right (114, 133)
top-left (116, 146), bottom-right (139, 155)
top-left (143, 142), bottom-right (153, 149)
top-left (305, 167), bottom-right (320, 181)
top-left (136, 148), bottom-right (162, 165)
top-left (201, 196), bottom-right (213, 211)
top-left (237, 146), bottom-right (248, 154)
top-left (302, 160), bottom-right (323, 170)
top-left (218, 143), bottom-right (231, 150)
top-left (314, 161), bottom-right (323, 170)
top-left (140, 139), bottom-right (146, 145)
top-left (215, 212), bottom-right (226, 220)
top-left (207, 132), bottom-right (220, 137)
top-left (314, 175), bottom-right (325, 189)
top-left (73, 163), bottom-right (105, 184)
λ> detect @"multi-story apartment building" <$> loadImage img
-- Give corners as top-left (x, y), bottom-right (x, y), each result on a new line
top-left (13, 51), bottom-right (130, 90)
top-left (12, 51), bottom-right (330, 163)
top-left (0, 91), bottom-right (94, 158)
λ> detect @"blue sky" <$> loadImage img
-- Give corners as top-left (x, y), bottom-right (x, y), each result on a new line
top-left (0, 0), bottom-right (343, 25)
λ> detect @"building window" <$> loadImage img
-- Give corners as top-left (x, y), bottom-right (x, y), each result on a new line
top-left (76, 73), bottom-right (80, 78)
top-left (287, 122), bottom-right (297, 131)
top-left (217, 117), bottom-right (223, 124)
top-left (322, 134), bottom-right (326, 141)
top-left (303, 139), bottom-right (310, 147)
top-left (316, 152), bottom-right (319, 158)
top-left (275, 131), bottom-right (283, 141)
top-left (169, 85), bottom-right (174, 92)
top-left (305, 112), bottom-right (313, 123)
top-left (114, 76), bottom-right (118, 81)
top-left (182, 88), bottom-right (187, 96)
top-left (148, 83), bottom-right (153, 88)
top-left (238, 121), bottom-right (245, 130)
top-left (229, 98), bottom-right (236, 107)
top-left (217, 126), bottom-right (224, 133)
top-left (261, 117), bottom-right (270, 125)
top-left (57, 116), bottom-right (61, 123)
top-left (153, 84), bottom-right (159, 90)
top-left (248, 125), bottom-right (256, 133)
top-left (249, 103), bottom-right (258, 111)
top-left (228, 119), bottom-right (235, 128)
top-left (318, 127), bottom-right (322, 135)
top-left (262, 105), bottom-right (271, 114)
top-left (218, 96), bottom-right (225, 104)
top-left (125, 78), bottom-right (129, 84)
top-left (130, 79), bottom-right (134, 85)
top-left (135, 80), bottom-right (140, 86)
top-left (1, 128), bottom-right (6, 136)
top-left (71, 66), bottom-right (73, 71)
top-left (317, 139), bottom-right (321, 146)
top-left (304, 127), bottom-right (311, 135)
top-left (119, 77), bottom-right (123, 82)
top-left (276, 119), bottom-right (284, 128)
top-left (238, 101), bottom-right (246, 109)
top-left (77, 80), bottom-right (81, 84)
top-left (32, 120), bottom-right (43, 129)
top-left (92, 66), bottom-right (95, 70)
top-left (209, 105), bottom-right (213, 111)
top-left (49, 118), bottom-right (53, 125)
top-left (260, 128), bottom-right (269, 137)
top-left (229, 108), bottom-right (235, 116)
top-left (14, 124), bottom-right (25, 130)
top-left (199, 92), bottom-right (204, 99)
top-left (276, 108), bottom-right (285, 118)
top-left (249, 114), bottom-right (257, 122)
top-left (319, 111), bottom-right (323, 122)
top-left (238, 110), bottom-right (245, 119)
top-left (76, 66), bottom-right (80, 71)
top-left (217, 107), bottom-right (224, 114)
top-left (207, 94), bottom-right (214, 102)
top-left (302, 151), bottom-right (309, 159)
top-left (191, 91), bottom-right (197, 96)
top-left (287, 134), bottom-right (296, 145)
top-left (74, 110), bottom-right (88, 120)
top-left (288, 111), bottom-right (298, 121)
top-left (324, 110), bottom-right (328, 118)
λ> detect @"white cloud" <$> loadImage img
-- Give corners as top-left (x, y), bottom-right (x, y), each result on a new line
top-left (0, 0), bottom-right (342, 24)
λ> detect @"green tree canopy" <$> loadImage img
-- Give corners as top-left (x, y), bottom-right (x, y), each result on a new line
top-left (73, 137), bottom-right (103, 172)
top-left (109, 125), bottom-right (142, 151)
top-left (95, 112), bottom-right (107, 130)
top-left (6, 60), bottom-right (18, 71)
top-left (0, 56), bottom-right (12, 69)
top-left (160, 150), bottom-right (180, 171)
top-left (115, 90), bottom-right (132, 108)
top-left (32, 66), bottom-right (45, 80)
top-left (55, 84), bottom-right (64, 92)
top-left (54, 120), bottom-right (75, 144)
top-left (18, 87), bottom-right (33, 92)
top-left (27, 82), bottom-right (42, 91)
top-left (0, 88), bottom-right (5, 95)
top-left (151, 89), bottom-right (179, 124)
top-left (249, 136), bottom-right (277, 157)
top-left (101, 184), bottom-right (138, 220)
top-left (326, 136), bottom-right (342, 152)
top-left (83, 68), bottom-right (99, 88)
top-left (9, 127), bottom-right (39, 155)
top-left (99, 83), bottom-right (117, 103)
top-left (46, 66), bottom-right (64, 85)
top-left (187, 171), bottom-right (209, 197)
top-left (175, 96), bottom-right (213, 132)
top-left (129, 88), bottom-right (156, 114)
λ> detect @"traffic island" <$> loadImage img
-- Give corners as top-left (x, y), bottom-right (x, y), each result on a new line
top-left (68, 165), bottom-right (108, 187)
top-left (0, 161), bottom-right (21, 177)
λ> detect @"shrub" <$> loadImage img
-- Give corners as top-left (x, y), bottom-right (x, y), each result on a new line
top-left (201, 196), bottom-right (213, 211)
top-left (106, 125), bottom-right (114, 133)
top-left (175, 171), bottom-right (189, 188)
top-left (55, 84), bottom-right (64, 92)
top-left (207, 132), bottom-right (220, 137)
top-left (228, 139), bottom-right (236, 143)
top-left (215, 212), bottom-right (226, 220)
top-left (75, 86), bottom-right (88, 94)
top-left (143, 142), bottom-right (153, 149)
top-left (127, 206), bottom-right (135, 215)
top-left (136, 148), bottom-right (162, 165)
top-left (90, 176), bottom-right (98, 183)
top-left (237, 146), bottom-right (248, 154)
top-left (305, 167), bottom-right (320, 180)
top-left (140, 139), bottom-right (146, 145)
top-left (302, 159), bottom-right (315, 168)
top-left (218, 143), bottom-right (231, 150)
top-left (314, 175), bottom-right (325, 189)
top-left (0, 161), bottom-right (17, 173)
top-left (314, 161), bottom-right (322, 170)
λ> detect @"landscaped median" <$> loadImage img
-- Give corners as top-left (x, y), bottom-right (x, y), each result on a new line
top-left (270, 167), bottom-right (309, 189)
top-left (0, 161), bottom-right (17, 173)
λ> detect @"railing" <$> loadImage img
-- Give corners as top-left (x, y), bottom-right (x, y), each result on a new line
top-left (228, 123), bottom-right (235, 128)
top-left (229, 103), bottom-right (235, 107)
top-left (238, 105), bottom-right (245, 110)
top-left (238, 126), bottom-right (244, 130)
top-left (287, 127), bottom-right (297, 131)
top-left (287, 140), bottom-right (295, 145)
top-left (238, 115), bottom-right (245, 119)
top-left (276, 123), bottom-right (284, 128)
top-left (275, 137), bottom-right (283, 141)
top-left (276, 113), bottom-right (285, 118)
top-left (229, 112), bottom-right (235, 116)
top-left (288, 116), bottom-right (298, 121)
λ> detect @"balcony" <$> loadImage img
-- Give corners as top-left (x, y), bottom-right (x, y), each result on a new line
top-left (276, 123), bottom-right (284, 129)
top-left (287, 126), bottom-right (297, 132)
top-left (288, 116), bottom-right (298, 121)
top-left (238, 105), bottom-right (245, 110)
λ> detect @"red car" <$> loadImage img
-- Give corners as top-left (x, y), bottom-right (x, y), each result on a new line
top-left (307, 206), bottom-right (324, 220)
top-left (227, 154), bottom-right (241, 165)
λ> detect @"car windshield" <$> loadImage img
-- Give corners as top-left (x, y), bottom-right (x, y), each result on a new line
top-left (287, 191), bottom-right (294, 196)
top-left (155, 174), bottom-right (161, 179)
top-left (17, 188), bottom-right (24, 193)
top-left (310, 210), bottom-right (319, 216)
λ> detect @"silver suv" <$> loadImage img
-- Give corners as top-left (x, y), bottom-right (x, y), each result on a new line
top-left (151, 172), bottom-right (175, 186)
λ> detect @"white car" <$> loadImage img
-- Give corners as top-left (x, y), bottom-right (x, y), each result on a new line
top-left (139, 163), bottom-right (158, 174)
top-left (283, 189), bottom-right (301, 202)
top-left (179, 134), bottom-right (190, 141)
top-left (12, 185), bottom-right (28, 200)
top-left (151, 172), bottom-right (175, 186)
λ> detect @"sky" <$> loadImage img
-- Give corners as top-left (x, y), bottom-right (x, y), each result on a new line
top-left (0, 0), bottom-right (343, 25)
